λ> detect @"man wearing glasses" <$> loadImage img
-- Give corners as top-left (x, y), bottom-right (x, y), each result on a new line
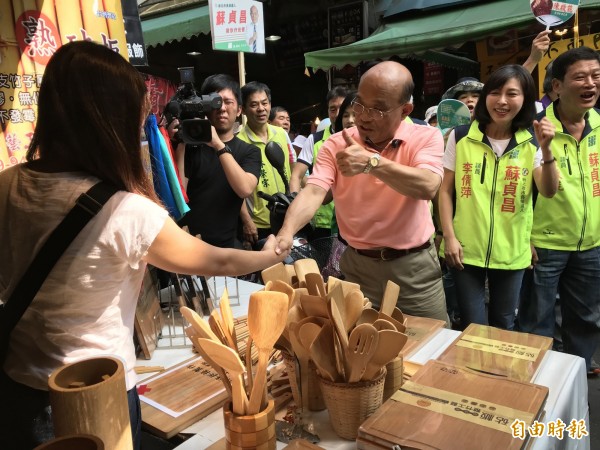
top-left (275, 61), bottom-right (448, 323)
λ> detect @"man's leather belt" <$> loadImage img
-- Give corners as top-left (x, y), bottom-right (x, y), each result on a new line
top-left (352, 241), bottom-right (431, 261)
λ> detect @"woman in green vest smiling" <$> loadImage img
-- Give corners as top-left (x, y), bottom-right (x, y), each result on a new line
top-left (438, 65), bottom-right (559, 330)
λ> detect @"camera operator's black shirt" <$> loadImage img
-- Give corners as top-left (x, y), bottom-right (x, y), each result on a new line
top-left (183, 136), bottom-right (261, 248)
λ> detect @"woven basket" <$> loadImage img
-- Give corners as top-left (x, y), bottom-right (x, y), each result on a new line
top-left (317, 369), bottom-right (386, 440)
top-left (383, 356), bottom-right (404, 402)
top-left (282, 352), bottom-right (326, 411)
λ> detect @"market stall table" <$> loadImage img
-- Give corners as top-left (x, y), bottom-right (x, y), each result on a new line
top-left (136, 277), bottom-right (590, 450)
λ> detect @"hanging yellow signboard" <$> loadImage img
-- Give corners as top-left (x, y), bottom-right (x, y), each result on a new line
top-left (0, 0), bottom-right (129, 171)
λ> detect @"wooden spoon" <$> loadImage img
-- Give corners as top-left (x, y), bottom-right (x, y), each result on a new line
top-left (291, 287), bottom-right (308, 309)
top-left (219, 288), bottom-right (238, 353)
top-left (305, 272), bottom-right (327, 298)
top-left (345, 323), bottom-right (379, 383)
top-left (343, 289), bottom-right (365, 332)
top-left (391, 307), bottom-right (407, 327)
top-left (289, 322), bottom-right (310, 411)
top-left (309, 322), bottom-right (339, 382)
top-left (185, 330), bottom-right (232, 395)
top-left (362, 330), bottom-right (409, 381)
top-left (195, 337), bottom-right (248, 415)
top-left (379, 312), bottom-right (406, 333)
top-left (380, 280), bottom-right (400, 316)
top-left (372, 318), bottom-right (397, 331)
top-left (356, 308), bottom-right (379, 326)
top-left (327, 276), bottom-right (361, 298)
top-left (247, 291), bottom-right (289, 414)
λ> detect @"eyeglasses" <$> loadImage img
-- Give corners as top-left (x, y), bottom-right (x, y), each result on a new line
top-left (351, 100), bottom-right (403, 121)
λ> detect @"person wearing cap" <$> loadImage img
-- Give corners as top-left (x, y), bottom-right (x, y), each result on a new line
top-left (289, 86), bottom-right (348, 240)
top-left (441, 77), bottom-right (484, 117)
top-left (424, 105), bottom-right (438, 127)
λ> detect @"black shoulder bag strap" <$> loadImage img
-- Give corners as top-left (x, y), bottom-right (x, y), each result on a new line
top-left (0, 181), bottom-right (119, 363)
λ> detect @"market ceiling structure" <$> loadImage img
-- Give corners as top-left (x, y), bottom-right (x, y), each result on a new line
top-left (304, 0), bottom-right (600, 71)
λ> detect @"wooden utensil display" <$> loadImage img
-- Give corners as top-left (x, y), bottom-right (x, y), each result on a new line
top-left (139, 355), bottom-right (229, 439)
top-left (309, 322), bottom-right (338, 382)
top-left (437, 324), bottom-right (553, 381)
top-left (48, 357), bottom-right (132, 450)
top-left (362, 330), bottom-right (408, 381)
top-left (358, 360), bottom-right (549, 450)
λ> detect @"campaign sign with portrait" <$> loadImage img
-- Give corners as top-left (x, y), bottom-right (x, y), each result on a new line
top-left (209, 0), bottom-right (265, 54)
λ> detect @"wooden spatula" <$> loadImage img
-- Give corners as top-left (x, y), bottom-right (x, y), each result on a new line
top-left (380, 280), bottom-right (400, 316)
top-left (293, 259), bottom-right (320, 284)
top-left (247, 291), bottom-right (289, 415)
top-left (195, 337), bottom-right (248, 415)
top-left (261, 262), bottom-right (289, 285)
top-left (219, 288), bottom-right (238, 353)
top-left (309, 322), bottom-right (339, 382)
top-left (362, 330), bottom-right (408, 381)
top-left (345, 323), bottom-right (379, 383)
top-left (305, 272), bottom-right (327, 298)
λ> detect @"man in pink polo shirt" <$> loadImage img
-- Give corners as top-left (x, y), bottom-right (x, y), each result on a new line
top-left (276, 61), bottom-right (448, 323)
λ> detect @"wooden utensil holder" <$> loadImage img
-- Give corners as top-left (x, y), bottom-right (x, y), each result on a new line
top-left (223, 399), bottom-right (276, 450)
top-left (34, 435), bottom-right (104, 450)
top-left (317, 369), bottom-right (386, 440)
top-left (48, 356), bottom-right (132, 450)
top-left (382, 355), bottom-right (403, 402)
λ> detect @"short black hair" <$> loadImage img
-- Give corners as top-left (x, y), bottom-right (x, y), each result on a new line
top-left (200, 74), bottom-right (241, 105)
top-left (542, 61), bottom-right (554, 94)
top-left (326, 86), bottom-right (348, 104)
top-left (334, 91), bottom-right (356, 132)
top-left (241, 81), bottom-right (271, 106)
top-left (552, 46), bottom-right (600, 81)
top-left (473, 64), bottom-right (537, 133)
top-left (269, 106), bottom-right (288, 122)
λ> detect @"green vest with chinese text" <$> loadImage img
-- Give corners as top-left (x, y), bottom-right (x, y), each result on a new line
top-left (531, 103), bottom-right (600, 251)
top-left (311, 127), bottom-right (335, 229)
top-left (237, 124), bottom-right (291, 229)
top-left (448, 121), bottom-right (536, 269)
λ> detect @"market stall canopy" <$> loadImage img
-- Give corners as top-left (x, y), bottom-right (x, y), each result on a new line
top-left (305, 0), bottom-right (600, 71)
top-left (383, 0), bottom-right (481, 19)
top-left (141, 1), bottom-right (210, 47)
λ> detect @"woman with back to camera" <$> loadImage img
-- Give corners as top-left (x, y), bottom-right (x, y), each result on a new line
top-left (438, 65), bottom-right (558, 330)
top-left (0, 40), bottom-right (287, 450)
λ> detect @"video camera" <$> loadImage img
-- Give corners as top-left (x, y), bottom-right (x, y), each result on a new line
top-left (164, 67), bottom-right (222, 145)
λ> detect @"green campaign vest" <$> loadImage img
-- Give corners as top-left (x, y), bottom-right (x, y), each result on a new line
top-left (237, 124), bottom-right (291, 229)
top-left (311, 127), bottom-right (335, 229)
top-left (531, 104), bottom-right (600, 251)
top-left (444, 121), bottom-right (537, 269)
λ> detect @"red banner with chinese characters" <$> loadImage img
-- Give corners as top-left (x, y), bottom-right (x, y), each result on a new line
top-left (0, 0), bottom-right (129, 172)
top-left (423, 62), bottom-right (444, 96)
top-left (143, 74), bottom-right (177, 120)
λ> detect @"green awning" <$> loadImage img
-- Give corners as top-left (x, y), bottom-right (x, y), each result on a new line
top-left (141, 5), bottom-right (210, 47)
top-left (305, 0), bottom-right (600, 71)
top-left (384, 0), bottom-right (481, 19)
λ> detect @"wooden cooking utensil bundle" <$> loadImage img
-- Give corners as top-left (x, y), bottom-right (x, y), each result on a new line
top-left (261, 261), bottom-right (410, 411)
top-left (181, 287), bottom-right (289, 416)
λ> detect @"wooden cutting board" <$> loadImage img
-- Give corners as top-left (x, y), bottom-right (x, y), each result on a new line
top-left (400, 314), bottom-right (446, 358)
top-left (437, 324), bottom-right (553, 382)
top-left (358, 360), bottom-right (548, 450)
top-left (139, 355), bottom-right (228, 439)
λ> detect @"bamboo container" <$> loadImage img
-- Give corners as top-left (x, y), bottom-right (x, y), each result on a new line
top-left (48, 356), bottom-right (133, 450)
top-left (223, 399), bottom-right (276, 450)
top-left (34, 434), bottom-right (104, 450)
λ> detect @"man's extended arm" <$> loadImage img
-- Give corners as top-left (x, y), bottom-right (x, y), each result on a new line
top-left (276, 184), bottom-right (327, 253)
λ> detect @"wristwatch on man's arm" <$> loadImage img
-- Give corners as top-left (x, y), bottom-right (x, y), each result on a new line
top-left (363, 153), bottom-right (381, 174)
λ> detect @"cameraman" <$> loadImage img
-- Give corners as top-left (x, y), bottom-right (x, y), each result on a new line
top-left (175, 74), bottom-right (261, 248)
